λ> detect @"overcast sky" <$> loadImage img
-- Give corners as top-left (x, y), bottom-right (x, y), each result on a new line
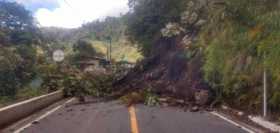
top-left (13, 0), bottom-right (129, 28)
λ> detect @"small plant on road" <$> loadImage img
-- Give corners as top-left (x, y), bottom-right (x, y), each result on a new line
top-left (143, 88), bottom-right (160, 106)
top-left (120, 88), bottom-right (160, 106)
top-left (120, 92), bottom-right (145, 106)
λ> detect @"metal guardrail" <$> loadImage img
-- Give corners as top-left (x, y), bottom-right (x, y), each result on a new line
top-left (0, 91), bottom-right (64, 128)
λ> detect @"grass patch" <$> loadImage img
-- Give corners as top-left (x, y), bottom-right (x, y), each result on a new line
top-left (16, 87), bottom-right (48, 101)
top-left (90, 40), bottom-right (143, 63)
top-left (0, 87), bottom-right (48, 108)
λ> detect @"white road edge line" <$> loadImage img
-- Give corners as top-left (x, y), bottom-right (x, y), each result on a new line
top-left (210, 111), bottom-right (255, 133)
top-left (14, 98), bottom-right (75, 133)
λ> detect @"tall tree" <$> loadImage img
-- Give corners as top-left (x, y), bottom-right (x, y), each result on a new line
top-left (126, 0), bottom-right (188, 56)
top-left (0, 1), bottom-right (39, 97)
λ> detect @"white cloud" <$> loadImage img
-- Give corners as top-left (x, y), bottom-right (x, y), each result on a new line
top-left (35, 0), bottom-right (129, 28)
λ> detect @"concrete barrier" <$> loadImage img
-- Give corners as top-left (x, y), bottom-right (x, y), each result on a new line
top-left (0, 91), bottom-right (64, 128)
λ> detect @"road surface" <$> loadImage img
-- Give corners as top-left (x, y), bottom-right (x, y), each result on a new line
top-left (3, 99), bottom-right (248, 133)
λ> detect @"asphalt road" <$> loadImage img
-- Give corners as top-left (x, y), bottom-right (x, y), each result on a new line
top-left (135, 105), bottom-right (247, 133)
top-left (4, 100), bottom-right (247, 133)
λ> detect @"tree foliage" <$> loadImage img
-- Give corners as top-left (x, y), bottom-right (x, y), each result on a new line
top-left (200, 0), bottom-right (280, 111)
top-left (126, 0), bottom-right (188, 56)
top-left (0, 1), bottom-right (39, 46)
top-left (0, 1), bottom-right (39, 97)
top-left (73, 39), bottom-right (97, 58)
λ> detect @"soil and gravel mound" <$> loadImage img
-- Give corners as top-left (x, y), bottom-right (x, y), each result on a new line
top-left (113, 35), bottom-right (211, 106)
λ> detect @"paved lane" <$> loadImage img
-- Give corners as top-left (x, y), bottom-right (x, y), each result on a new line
top-left (20, 101), bottom-right (130, 133)
top-left (135, 105), bottom-right (247, 133)
top-left (7, 100), bottom-right (248, 133)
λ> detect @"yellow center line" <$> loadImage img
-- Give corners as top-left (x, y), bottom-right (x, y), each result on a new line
top-left (128, 105), bottom-right (140, 133)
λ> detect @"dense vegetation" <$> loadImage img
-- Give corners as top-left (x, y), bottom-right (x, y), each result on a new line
top-left (125, 0), bottom-right (280, 117)
top-left (0, 1), bottom-right (43, 105)
top-left (0, 1), bottom-right (141, 107)
top-left (200, 0), bottom-right (280, 114)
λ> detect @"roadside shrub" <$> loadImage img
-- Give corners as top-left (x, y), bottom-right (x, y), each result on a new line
top-left (0, 47), bottom-right (37, 97)
top-left (0, 96), bottom-right (12, 107)
top-left (62, 69), bottom-right (85, 97)
top-left (269, 91), bottom-right (280, 111)
top-left (86, 74), bottom-right (114, 97)
top-left (62, 67), bottom-right (115, 99)
top-left (16, 87), bottom-right (47, 100)
top-left (39, 64), bottom-right (63, 92)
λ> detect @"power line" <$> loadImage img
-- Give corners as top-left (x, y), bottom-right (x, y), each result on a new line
top-left (63, 0), bottom-right (86, 24)
top-left (63, 0), bottom-right (74, 10)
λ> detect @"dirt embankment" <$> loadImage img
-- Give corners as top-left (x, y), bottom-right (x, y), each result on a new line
top-left (114, 35), bottom-right (211, 105)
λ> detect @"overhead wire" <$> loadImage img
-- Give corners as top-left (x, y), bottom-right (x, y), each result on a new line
top-left (63, 0), bottom-right (86, 25)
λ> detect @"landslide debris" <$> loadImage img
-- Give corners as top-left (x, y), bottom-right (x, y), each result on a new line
top-left (113, 35), bottom-right (211, 108)
top-left (113, 0), bottom-right (212, 108)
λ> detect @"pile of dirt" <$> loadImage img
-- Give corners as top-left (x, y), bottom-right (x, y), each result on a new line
top-left (113, 34), bottom-right (211, 106)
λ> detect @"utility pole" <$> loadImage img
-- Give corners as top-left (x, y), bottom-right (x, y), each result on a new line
top-left (263, 53), bottom-right (267, 118)
top-left (109, 36), bottom-right (112, 62)
top-left (108, 23), bottom-right (113, 63)
top-left (107, 42), bottom-right (110, 61)
top-left (106, 36), bottom-right (112, 62)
